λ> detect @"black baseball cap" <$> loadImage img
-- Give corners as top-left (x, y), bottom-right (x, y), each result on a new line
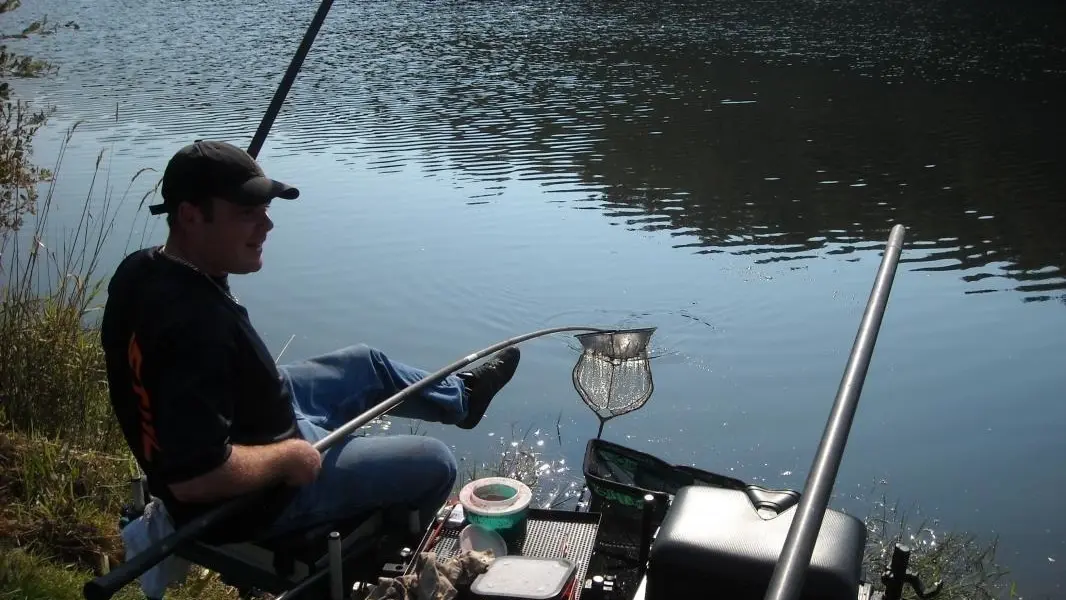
top-left (148, 140), bottom-right (300, 215)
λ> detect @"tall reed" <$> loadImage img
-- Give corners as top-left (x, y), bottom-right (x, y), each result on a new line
top-left (0, 123), bottom-right (153, 452)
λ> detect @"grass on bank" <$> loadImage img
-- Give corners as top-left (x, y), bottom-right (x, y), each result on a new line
top-left (860, 482), bottom-right (1015, 600)
top-left (0, 431), bottom-right (244, 600)
top-left (0, 124), bottom-right (245, 599)
top-left (0, 122), bottom-right (149, 453)
top-left (0, 128), bottom-right (1022, 600)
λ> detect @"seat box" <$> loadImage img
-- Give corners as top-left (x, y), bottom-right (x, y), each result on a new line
top-left (645, 485), bottom-right (865, 600)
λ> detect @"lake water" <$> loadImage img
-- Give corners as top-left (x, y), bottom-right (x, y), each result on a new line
top-left (3, 0), bottom-right (1064, 595)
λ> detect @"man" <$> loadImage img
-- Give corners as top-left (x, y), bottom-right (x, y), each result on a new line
top-left (100, 140), bottom-right (520, 544)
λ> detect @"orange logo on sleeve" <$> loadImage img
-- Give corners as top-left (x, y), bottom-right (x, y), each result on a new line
top-left (128, 334), bottom-right (161, 461)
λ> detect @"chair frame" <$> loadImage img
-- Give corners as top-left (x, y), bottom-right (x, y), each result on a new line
top-left (121, 477), bottom-right (424, 599)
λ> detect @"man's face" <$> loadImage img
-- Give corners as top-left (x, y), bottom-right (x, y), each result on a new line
top-left (181, 197), bottom-right (274, 275)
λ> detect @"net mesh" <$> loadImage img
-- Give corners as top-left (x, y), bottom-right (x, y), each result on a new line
top-left (571, 328), bottom-right (655, 423)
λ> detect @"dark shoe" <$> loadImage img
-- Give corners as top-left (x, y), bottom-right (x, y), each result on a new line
top-left (456, 347), bottom-right (520, 429)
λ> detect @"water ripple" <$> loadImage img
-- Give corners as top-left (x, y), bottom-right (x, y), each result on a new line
top-left (8, 0), bottom-right (1066, 304)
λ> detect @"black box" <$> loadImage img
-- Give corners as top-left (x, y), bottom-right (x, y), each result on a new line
top-left (645, 485), bottom-right (865, 600)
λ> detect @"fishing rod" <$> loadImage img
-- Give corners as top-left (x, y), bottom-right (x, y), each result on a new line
top-left (84, 1), bottom-right (336, 596)
top-left (763, 223), bottom-right (907, 600)
top-left (81, 1), bottom-right (646, 597)
top-left (83, 325), bottom-right (632, 600)
top-left (246, 0), bottom-right (335, 158)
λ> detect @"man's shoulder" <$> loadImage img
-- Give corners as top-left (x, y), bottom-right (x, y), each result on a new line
top-left (106, 247), bottom-right (167, 303)
top-left (103, 247), bottom-right (236, 339)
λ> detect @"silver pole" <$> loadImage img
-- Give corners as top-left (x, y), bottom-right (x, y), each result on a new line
top-left (328, 531), bottom-right (343, 600)
top-left (311, 325), bottom-right (612, 451)
top-left (763, 224), bottom-right (907, 600)
top-left (130, 478), bottom-right (145, 513)
top-left (84, 325), bottom-right (622, 600)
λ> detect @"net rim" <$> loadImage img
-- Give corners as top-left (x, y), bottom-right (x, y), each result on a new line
top-left (574, 327), bottom-right (657, 361)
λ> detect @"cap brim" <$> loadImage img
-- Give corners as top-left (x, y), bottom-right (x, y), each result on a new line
top-left (235, 176), bottom-right (300, 205)
top-left (147, 177), bottom-right (300, 215)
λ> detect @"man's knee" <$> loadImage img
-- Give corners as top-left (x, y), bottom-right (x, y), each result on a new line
top-left (316, 343), bottom-right (383, 374)
top-left (335, 343), bottom-right (374, 362)
top-left (286, 343), bottom-right (377, 373)
top-left (420, 436), bottom-right (458, 491)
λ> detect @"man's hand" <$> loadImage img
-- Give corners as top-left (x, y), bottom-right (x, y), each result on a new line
top-left (282, 439), bottom-right (322, 486)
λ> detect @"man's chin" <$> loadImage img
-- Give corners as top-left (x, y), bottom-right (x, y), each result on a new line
top-left (229, 258), bottom-right (264, 275)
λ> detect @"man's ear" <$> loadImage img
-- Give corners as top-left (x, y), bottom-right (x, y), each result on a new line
top-left (175, 199), bottom-right (209, 228)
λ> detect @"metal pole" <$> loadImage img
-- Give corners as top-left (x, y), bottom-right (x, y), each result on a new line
top-left (763, 224), bottom-right (907, 600)
top-left (130, 478), bottom-right (145, 513)
top-left (638, 494), bottom-right (656, 580)
top-left (82, 6), bottom-right (339, 597)
top-left (328, 531), bottom-right (343, 600)
top-left (310, 325), bottom-right (616, 451)
top-left (246, 0), bottom-right (336, 158)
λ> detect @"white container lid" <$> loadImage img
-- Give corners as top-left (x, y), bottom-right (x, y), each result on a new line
top-left (471, 556), bottom-right (576, 600)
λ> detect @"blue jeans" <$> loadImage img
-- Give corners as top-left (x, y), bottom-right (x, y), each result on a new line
top-left (256, 344), bottom-right (465, 539)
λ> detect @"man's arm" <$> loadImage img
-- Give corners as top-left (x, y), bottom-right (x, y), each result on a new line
top-left (168, 438), bottom-right (320, 503)
top-left (134, 310), bottom-right (318, 504)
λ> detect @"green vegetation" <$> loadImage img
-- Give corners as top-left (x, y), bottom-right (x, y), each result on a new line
top-left (0, 4), bottom-right (1025, 600)
top-left (0, 3), bottom-right (236, 598)
top-left (860, 483), bottom-right (1013, 600)
top-left (1, 0), bottom-right (62, 234)
top-left (0, 428), bottom-right (243, 600)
